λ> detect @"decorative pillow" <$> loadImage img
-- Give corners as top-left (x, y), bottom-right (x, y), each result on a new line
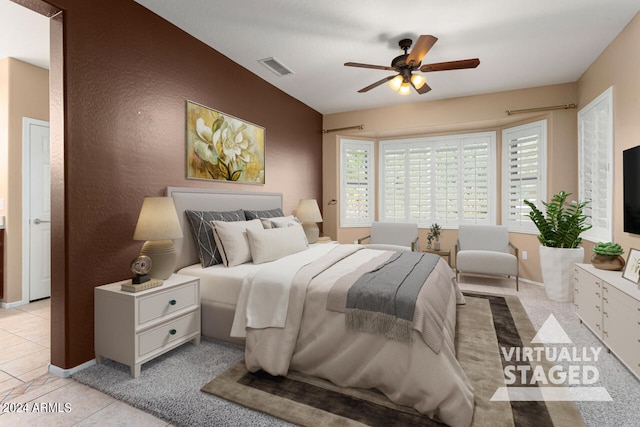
top-left (259, 215), bottom-right (300, 229)
top-left (211, 219), bottom-right (264, 267)
top-left (244, 208), bottom-right (284, 221)
top-left (184, 209), bottom-right (245, 268)
top-left (247, 225), bottom-right (309, 264)
top-left (269, 215), bottom-right (301, 228)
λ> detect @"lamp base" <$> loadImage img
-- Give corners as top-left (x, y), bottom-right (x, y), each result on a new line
top-left (140, 240), bottom-right (177, 280)
top-left (301, 222), bottom-right (319, 244)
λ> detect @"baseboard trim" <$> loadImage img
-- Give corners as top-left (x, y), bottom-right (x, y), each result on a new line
top-left (0, 300), bottom-right (28, 309)
top-left (49, 359), bottom-right (96, 378)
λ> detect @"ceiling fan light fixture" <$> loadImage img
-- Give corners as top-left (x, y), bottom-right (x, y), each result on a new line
top-left (388, 75), bottom-right (403, 91)
top-left (398, 82), bottom-right (411, 95)
top-left (411, 74), bottom-right (426, 89)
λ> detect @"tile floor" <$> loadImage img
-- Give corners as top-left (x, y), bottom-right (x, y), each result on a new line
top-left (0, 299), bottom-right (169, 426)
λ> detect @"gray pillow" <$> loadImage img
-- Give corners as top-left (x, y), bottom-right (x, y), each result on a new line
top-left (244, 208), bottom-right (284, 220)
top-left (185, 209), bottom-right (245, 267)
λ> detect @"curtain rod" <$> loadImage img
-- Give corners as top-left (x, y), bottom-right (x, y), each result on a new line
top-left (506, 103), bottom-right (577, 116)
top-left (321, 124), bottom-right (364, 134)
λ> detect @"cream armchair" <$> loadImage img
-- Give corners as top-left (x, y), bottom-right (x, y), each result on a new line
top-left (455, 225), bottom-right (519, 290)
top-left (357, 222), bottom-right (419, 252)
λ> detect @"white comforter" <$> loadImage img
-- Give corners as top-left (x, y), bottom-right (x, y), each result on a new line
top-left (232, 244), bottom-right (475, 427)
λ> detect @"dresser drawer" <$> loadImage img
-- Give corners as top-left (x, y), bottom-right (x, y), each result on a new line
top-left (138, 311), bottom-right (199, 357)
top-left (138, 281), bottom-right (198, 325)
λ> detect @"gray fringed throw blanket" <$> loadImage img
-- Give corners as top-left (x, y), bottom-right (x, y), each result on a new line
top-left (327, 251), bottom-right (444, 346)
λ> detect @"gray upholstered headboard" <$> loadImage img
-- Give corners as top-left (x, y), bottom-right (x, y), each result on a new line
top-left (166, 187), bottom-right (283, 271)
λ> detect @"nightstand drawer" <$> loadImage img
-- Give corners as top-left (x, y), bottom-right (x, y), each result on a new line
top-left (138, 311), bottom-right (199, 357)
top-left (138, 281), bottom-right (198, 325)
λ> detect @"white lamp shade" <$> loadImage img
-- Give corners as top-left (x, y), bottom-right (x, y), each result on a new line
top-left (398, 82), bottom-right (411, 95)
top-left (133, 197), bottom-right (183, 241)
top-left (388, 75), bottom-right (403, 91)
top-left (411, 74), bottom-right (426, 89)
top-left (296, 199), bottom-right (323, 223)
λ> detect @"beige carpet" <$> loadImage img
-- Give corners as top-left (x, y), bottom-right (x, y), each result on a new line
top-left (202, 291), bottom-right (585, 427)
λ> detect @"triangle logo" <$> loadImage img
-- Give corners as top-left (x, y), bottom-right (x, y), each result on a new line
top-left (530, 314), bottom-right (573, 344)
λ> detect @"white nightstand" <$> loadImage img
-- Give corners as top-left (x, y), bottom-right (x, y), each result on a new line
top-left (94, 273), bottom-right (201, 378)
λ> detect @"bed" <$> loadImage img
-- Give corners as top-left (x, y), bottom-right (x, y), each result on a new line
top-left (168, 187), bottom-right (474, 426)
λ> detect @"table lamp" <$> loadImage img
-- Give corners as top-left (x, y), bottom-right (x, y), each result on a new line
top-left (133, 197), bottom-right (183, 280)
top-left (296, 199), bottom-right (323, 244)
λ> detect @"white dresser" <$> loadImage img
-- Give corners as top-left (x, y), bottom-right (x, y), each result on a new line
top-left (573, 263), bottom-right (640, 379)
top-left (95, 274), bottom-right (201, 378)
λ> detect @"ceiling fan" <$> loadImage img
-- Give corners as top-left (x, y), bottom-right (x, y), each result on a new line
top-left (344, 35), bottom-right (480, 95)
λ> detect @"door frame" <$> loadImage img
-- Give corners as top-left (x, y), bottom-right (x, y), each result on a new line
top-left (22, 117), bottom-right (50, 305)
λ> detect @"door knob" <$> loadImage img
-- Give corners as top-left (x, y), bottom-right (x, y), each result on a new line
top-left (33, 218), bottom-right (51, 225)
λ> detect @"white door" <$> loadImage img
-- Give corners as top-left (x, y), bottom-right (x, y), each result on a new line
top-left (26, 119), bottom-right (51, 301)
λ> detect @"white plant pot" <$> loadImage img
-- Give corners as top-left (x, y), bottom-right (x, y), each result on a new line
top-left (539, 245), bottom-right (584, 302)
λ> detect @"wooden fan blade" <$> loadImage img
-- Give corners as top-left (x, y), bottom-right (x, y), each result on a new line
top-left (411, 80), bottom-right (432, 94)
top-left (358, 75), bottom-right (396, 93)
top-left (420, 58), bottom-right (480, 72)
top-left (345, 62), bottom-right (396, 71)
top-left (406, 35), bottom-right (438, 67)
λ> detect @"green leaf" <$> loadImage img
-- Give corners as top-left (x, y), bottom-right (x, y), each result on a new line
top-left (230, 169), bottom-right (242, 181)
top-left (218, 160), bottom-right (230, 180)
top-left (524, 191), bottom-right (591, 248)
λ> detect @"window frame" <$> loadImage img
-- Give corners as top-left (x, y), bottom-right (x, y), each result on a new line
top-left (501, 119), bottom-right (548, 233)
top-left (378, 131), bottom-right (496, 227)
top-left (578, 86), bottom-right (614, 243)
top-left (339, 138), bottom-right (375, 228)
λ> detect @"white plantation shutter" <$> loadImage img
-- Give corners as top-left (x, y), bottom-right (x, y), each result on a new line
top-left (579, 87), bottom-right (613, 242)
top-left (340, 139), bottom-right (374, 227)
top-left (502, 120), bottom-right (547, 232)
top-left (381, 144), bottom-right (407, 221)
top-left (408, 145), bottom-right (432, 223)
top-left (461, 137), bottom-right (492, 223)
top-left (434, 142), bottom-right (460, 224)
top-left (380, 132), bottom-right (495, 227)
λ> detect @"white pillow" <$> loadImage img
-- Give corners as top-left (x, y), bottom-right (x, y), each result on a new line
top-left (259, 215), bottom-right (300, 229)
top-left (246, 225), bottom-right (308, 264)
top-left (210, 219), bottom-right (264, 267)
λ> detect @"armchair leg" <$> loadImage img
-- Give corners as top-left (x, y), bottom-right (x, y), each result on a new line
top-left (516, 275), bottom-right (519, 291)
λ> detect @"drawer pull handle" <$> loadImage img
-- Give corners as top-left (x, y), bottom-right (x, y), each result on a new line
top-left (169, 329), bottom-right (177, 335)
top-left (169, 300), bottom-right (177, 306)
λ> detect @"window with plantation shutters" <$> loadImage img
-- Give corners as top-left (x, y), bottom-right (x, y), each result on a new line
top-left (340, 139), bottom-right (375, 227)
top-left (501, 120), bottom-right (547, 232)
top-left (578, 87), bottom-right (613, 242)
top-left (380, 132), bottom-right (495, 227)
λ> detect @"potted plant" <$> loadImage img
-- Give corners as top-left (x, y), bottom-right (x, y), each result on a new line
top-left (428, 223), bottom-right (442, 250)
top-left (524, 191), bottom-right (591, 302)
top-left (591, 242), bottom-right (625, 271)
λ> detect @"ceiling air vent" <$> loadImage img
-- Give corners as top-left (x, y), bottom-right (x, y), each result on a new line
top-left (258, 57), bottom-right (294, 77)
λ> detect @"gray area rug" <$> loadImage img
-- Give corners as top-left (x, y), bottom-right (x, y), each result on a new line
top-left (72, 339), bottom-right (293, 426)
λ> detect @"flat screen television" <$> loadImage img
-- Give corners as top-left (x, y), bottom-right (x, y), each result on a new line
top-left (623, 145), bottom-right (640, 234)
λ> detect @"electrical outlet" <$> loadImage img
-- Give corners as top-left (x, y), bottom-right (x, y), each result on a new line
top-left (522, 251), bottom-right (528, 260)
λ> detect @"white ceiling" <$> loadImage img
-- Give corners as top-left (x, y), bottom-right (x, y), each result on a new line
top-left (3, 0), bottom-right (639, 114)
top-left (0, 0), bottom-right (49, 70)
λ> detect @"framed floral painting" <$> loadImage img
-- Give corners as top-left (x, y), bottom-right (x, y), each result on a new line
top-left (186, 101), bottom-right (265, 184)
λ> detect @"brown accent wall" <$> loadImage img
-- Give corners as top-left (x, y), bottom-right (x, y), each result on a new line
top-left (38, 0), bottom-right (322, 369)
